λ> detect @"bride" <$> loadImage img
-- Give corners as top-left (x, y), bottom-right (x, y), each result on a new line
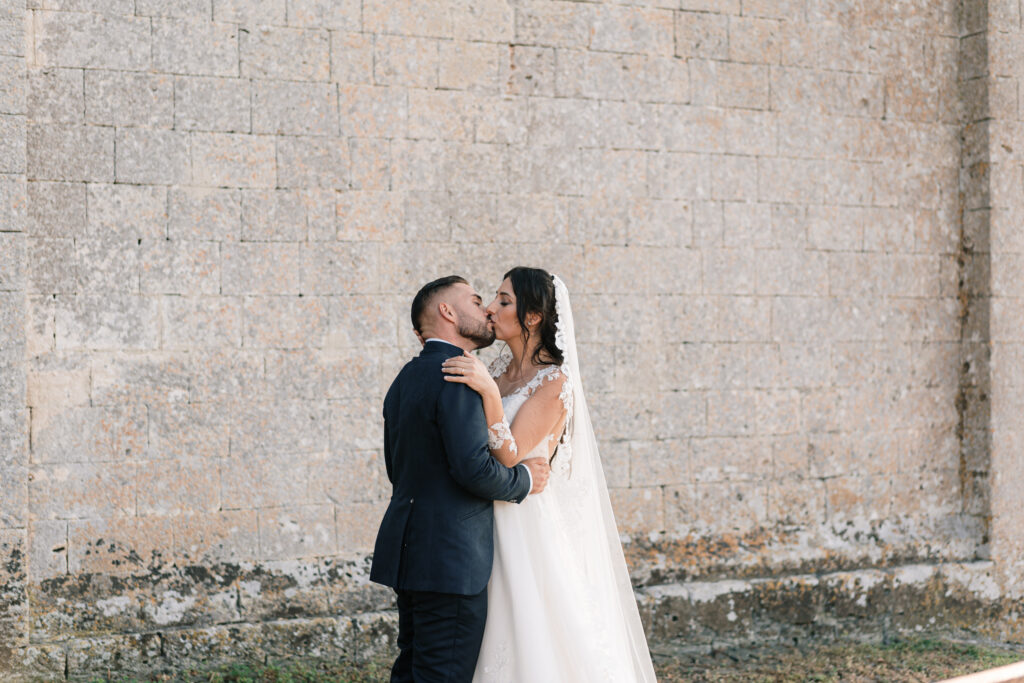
top-left (441, 267), bottom-right (657, 682)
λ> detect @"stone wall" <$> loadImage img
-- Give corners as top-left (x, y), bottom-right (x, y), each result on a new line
top-left (1, 0), bottom-right (1022, 677)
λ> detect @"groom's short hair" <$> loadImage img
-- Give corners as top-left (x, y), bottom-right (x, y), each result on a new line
top-left (411, 275), bottom-right (469, 333)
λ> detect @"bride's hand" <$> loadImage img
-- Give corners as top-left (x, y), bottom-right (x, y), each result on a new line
top-left (442, 352), bottom-right (498, 398)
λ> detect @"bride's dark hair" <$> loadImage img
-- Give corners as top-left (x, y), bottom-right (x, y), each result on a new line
top-left (504, 266), bottom-right (563, 367)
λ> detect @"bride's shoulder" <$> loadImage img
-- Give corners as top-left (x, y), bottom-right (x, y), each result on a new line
top-left (525, 364), bottom-right (572, 413)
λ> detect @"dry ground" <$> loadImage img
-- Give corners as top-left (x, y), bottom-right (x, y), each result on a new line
top-left (115, 635), bottom-right (1024, 682)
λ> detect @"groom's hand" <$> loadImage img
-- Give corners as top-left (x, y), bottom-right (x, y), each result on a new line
top-left (522, 457), bottom-right (550, 495)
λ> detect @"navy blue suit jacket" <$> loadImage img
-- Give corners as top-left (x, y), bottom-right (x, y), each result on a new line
top-left (370, 341), bottom-right (532, 596)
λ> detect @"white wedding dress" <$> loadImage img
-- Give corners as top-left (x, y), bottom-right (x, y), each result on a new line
top-left (473, 277), bottom-right (657, 683)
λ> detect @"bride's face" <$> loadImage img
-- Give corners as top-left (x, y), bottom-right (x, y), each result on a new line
top-left (485, 278), bottom-right (520, 342)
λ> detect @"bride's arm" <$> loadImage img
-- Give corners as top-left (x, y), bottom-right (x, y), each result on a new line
top-left (442, 354), bottom-right (567, 467)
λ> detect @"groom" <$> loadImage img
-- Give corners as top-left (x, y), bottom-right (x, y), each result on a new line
top-left (370, 275), bottom-right (551, 683)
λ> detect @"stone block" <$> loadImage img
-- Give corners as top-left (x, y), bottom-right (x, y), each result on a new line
top-left (167, 187), bottom-right (240, 242)
top-left (138, 457), bottom-right (221, 516)
top-left (66, 515), bottom-right (173, 577)
top-left (328, 397), bottom-right (383, 451)
top-left (0, 173), bottom-right (25, 235)
top-left (230, 399), bottom-right (329, 454)
top-left (214, 0), bottom-right (286, 24)
top-left (0, 231), bottom-right (21, 293)
top-left (26, 294), bottom-right (56, 357)
top-left (705, 390), bottom-right (758, 437)
top-left (348, 137), bottom-right (391, 190)
top-left (301, 242), bottom-right (379, 295)
top-left (220, 451), bottom-right (310, 510)
top-left (90, 351), bottom-right (190, 405)
top-left (527, 96), bottom-right (601, 147)
top-left (189, 349), bottom-right (264, 402)
top-left (253, 79), bottom-right (337, 136)
top-left (407, 89), bottom-right (476, 142)
top-left (241, 190), bottom-right (307, 242)
top-left (192, 132), bottom-right (277, 188)
top-left (630, 439), bottom-right (688, 487)
top-left (756, 249), bottom-right (828, 296)
top-left (452, 0), bottom-right (512, 41)
top-left (266, 348), bottom-right (380, 401)
top-left (242, 295), bottom-right (328, 349)
top-left (277, 135), bottom-right (348, 189)
top-left (730, 16), bottom-right (784, 64)
top-left (28, 520), bottom-right (67, 580)
top-left (139, 239), bottom-right (219, 295)
top-left (598, 101), bottom-right (661, 149)
top-left (364, 0), bottom-right (452, 37)
top-left (172, 509), bottom-right (259, 564)
top-left (496, 194), bottom-right (568, 244)
top-left (0, 55), bottom-right (24, 116)
top-left (153, 18), bottom-right (239, 77)
top-left (514, 3), bottom-right (592, 49)
top-left (34, 11), bottom-right (150, 70)
top-left (260, 505), bottom-right (337, 561)
top-left (115, 128), bottom-right (191, 185)
top-left (288, 0), bottom-right (360, 28)
top-left (72, 235), bottom-right (138, 294)
top-left (30, 403), bottom-right (147, 465)
top-left (338, 85), bottom-right (406, 138)
top-left (402, 191), bottom-right (450, 241)
top-left (373, 35), bottom-right (439, 88)
top-left (388, 139), bottom-right (447, 191)
top-left (500, 45), bottom-right (554, 97)
top-left (439, 41), bottom-right (498, 91)
top-left (241, 26), bottom-right (330, 81)
top-left (160, 296), bottom-right (241, 350)
top-left (87, 184), bottom-right (167, 241)
top-left (591, 6), bottom-right (674, 56)
top-left (27, 123), bottom-right (112, 182)
top-left (221, 243), bottom-right (300, 295)
top-left (26, 181), bottom-right (84, 238)
top-left (444, 142), bottom-right (508, 194)
top-left (136, 0), bottom-right (210, 17)
top-left (608, 487), bottom-right (663, 535)
top-left (336, 191), bottom-right (402, 242)
top-left (647, 151), bottom-right (712, 200)
top-left (54, 294), bottom-right (160, 351)
top-left (0, 114), bottom-right (23, 175)
top-left (716, 62), bottom-right (770, 110)
top-left (84, 71), bottom-right (173, 128)
top-left (174, 76), bottom-right (250, 133)
top-left (27, 67), bottom-right (82, 124)
top-left (329, 31), bottom-right (373, 84)
top-left (508, 143), bottom-right (579, 195)
top-left (675, 11), bottom-right (728, 59)
top-left (30, 462), bottom-right (136, 519)
top-left (692, 435), bottom-right (771, 482)
top-left (147, 402), bottom-right (229, 461)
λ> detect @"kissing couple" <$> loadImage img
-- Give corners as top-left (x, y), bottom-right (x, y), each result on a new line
top-left (370, 267), bottom-right (658, 682)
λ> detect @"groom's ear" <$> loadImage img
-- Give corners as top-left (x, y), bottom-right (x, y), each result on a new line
top-left (438, 301), bottom-right (456, 323)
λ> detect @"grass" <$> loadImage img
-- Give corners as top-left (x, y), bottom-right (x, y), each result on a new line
top-left (93, 636), bottom-right (1024, 682)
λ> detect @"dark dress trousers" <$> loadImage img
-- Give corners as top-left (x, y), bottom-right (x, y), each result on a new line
top-left (370, 340), bottom-right (532, 683)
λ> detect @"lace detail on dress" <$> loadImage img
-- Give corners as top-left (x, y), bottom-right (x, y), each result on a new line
top-left (487, 417), bottom-right (517, 455)
top-left (487, 346), bottom-right (512, 379)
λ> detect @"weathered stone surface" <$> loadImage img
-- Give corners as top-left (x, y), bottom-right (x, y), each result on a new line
top-left (6, 0), bottom-right (1024, 677)
top-left (174, 76), bottom-right (251, 133)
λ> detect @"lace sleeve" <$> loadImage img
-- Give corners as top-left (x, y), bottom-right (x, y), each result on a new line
top-left (488, 417), bottom-right (518, 456)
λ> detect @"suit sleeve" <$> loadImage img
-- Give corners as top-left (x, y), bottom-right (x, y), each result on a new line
top-left (383, 413), bottom-right (394, 484)
top-left (437, 381), bottom-right (531, 504)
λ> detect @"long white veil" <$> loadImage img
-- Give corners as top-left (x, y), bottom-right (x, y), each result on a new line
top-left (551, 275), bottom-right (658, 682)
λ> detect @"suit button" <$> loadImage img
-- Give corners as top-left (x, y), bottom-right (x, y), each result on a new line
top-left (409, 498), bottom-right (414, 504)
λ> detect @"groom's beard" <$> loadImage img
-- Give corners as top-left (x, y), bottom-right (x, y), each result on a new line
top-left (459, 318), bottom-right (495, 350)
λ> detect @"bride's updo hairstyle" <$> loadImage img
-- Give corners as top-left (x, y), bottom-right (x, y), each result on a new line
top-left (504, 266), bottom-right (563, 367)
